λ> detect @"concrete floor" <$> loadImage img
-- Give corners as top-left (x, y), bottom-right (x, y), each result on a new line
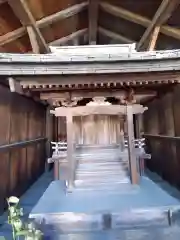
top-left (1, 170), bottom-right (180, 239)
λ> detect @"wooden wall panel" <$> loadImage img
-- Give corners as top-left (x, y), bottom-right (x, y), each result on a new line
top-left (0, 86), bottom-right (11, 211)
top-left (144, 86), bottom-right (180, 187)
top-left (74, 115), bottom-right (121, 145)
top-left (0, 85), bottom-right (46, 213)
top-left (144, 99), bottom-right (161, 174)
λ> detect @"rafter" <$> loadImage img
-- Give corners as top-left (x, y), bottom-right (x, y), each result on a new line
top-left (99, 27), bottom-right (134, 44)
top-left (7, 0), bottom-right (50, 53)
top-left (0, 2), bottom-right (87, 47)
top-left (137, 0), bottom-right (180, 50)
top-left (147, 26), bottom-right (161, 51)
top-left (49, 29), bottom-right (88, 46)
top-left (100, 2), bottom-right (180, 41)
top-left (39, 2), bottom-right (87, 29)
top-left (27, 26), bottom-right (40, 53)
top-left (88, 0), bottom-right (99, 44)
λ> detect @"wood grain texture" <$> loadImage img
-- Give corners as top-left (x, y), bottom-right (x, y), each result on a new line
top-left (0, 84), bottom-right (46, 213)
top-left (144, 87), bottom-right (180, 187)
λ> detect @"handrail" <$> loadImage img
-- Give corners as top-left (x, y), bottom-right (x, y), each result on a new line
top-left (0, 137), bottom-right (47, 152)
top-left (143, 134), bottom-right (180, 140)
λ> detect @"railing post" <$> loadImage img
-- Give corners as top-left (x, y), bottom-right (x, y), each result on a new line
top-left (126, 105), bottom-right (139, 184)
top-left (46, 106), bottom-right (53, 172)
top-left (66, 112), bottom-right (74, 191)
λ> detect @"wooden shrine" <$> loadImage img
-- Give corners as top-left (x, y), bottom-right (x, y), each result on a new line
top-left (49, 98), bottom-right (148, 191)
top-left (27, 45), bottom-right (180, 237)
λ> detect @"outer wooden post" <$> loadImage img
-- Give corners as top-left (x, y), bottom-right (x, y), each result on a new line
top-left (135, 114), bottom-right (143, 138)
top-left (46, 106), bottom-right (53, 172)
top-left (135, 114), bottom-right (144, 175)
top-left (126, 105), bottom-right (139, 184)
top-left (66, 112), bottom-right (74, 190)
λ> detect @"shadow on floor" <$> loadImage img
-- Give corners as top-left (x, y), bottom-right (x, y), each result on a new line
top-left (0, 170), bottom-right (53, 239)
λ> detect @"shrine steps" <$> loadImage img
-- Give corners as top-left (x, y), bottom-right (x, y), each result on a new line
top-left (74, 145), bottom-right (129, 191)
top-left (1, 171), bottom-right (180, 239)
top-left (29, 177), bottom-right (180, 238)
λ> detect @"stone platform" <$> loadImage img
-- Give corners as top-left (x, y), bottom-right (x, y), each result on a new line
top-left (30, 176), bottom-right (180, 238)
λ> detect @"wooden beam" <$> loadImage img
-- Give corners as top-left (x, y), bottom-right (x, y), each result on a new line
top-left (53, 104), bottom-right (146, 117)
top-left (8, 77), bottom-right (23, 94)
top-left (147, 26), bottom-right (161, 51)
top-left (0, 27), bottom-right (25, 46)
top-left (7, 0), bottom-right (50, 52)
top-left (40, 90), bottom-right (157, 102)
top-left (39, 2), bottom-right (87, 29)
top-left (137, 0), bottom-right (180, 50)
top-left (49, 29), bottom-right (88, 46)
top-left (88, 0), bottom-right (99, 44)
top-left (126, 105), bottom-right (139, 184)
top-left (99, 27), bottom-right (134, 43)
top-left (100, 2), bottom-right (180, 41)
top-left (19, 72), bottom-right (180, 88)
top-left (0, 2), bottom-right (88, 46)
top-left (27, 26), bottom-right (40, 53)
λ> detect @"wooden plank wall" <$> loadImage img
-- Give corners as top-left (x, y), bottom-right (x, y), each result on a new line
top-left (0, 85), bottom-right (46, 213)
top-left (144, 86), bottom-right (180, 187)
top-left (74, 115), bottom-right (122, 145)
top-left (56, 115), bottom-right (123, 145)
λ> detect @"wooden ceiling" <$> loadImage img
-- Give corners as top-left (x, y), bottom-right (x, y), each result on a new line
top-left (0, 0), bottom-right (180, 53)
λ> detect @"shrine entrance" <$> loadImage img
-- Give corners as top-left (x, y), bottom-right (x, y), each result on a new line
top-left (74, 114), bottom-right (122, 145)
top-left (49, 99), bottom-right (148, 191)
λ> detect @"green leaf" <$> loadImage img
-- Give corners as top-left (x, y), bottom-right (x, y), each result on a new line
top-left (0, 237), bottom-right (6, 240)
top-left (7, 197), bottom-right (19, 204)
top-left (15, 230), bottom-right (29, 236)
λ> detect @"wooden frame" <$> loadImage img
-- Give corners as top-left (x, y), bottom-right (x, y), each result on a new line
top-left (51, 104), bottom-right (146, 186)
top-left (52, 104), bottom-right (147, 117)
top-left (0, 137), bottom-right (46, 152)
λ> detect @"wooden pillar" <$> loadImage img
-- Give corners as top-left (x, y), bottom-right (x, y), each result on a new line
top-left (135, 113), bottom-right (144, 175)
top-left (66, 112), bottom-right (74, 190)
top-left (126, 105), bottom-right (139, 184)
top-left (54, 159), bottom-right (60, 180)
top-left (135, 114), bottom-right (143, 139)
top-left (119, 116), bottom-right (125, 151)
top-left (46, 106), bottom-right (53, 171)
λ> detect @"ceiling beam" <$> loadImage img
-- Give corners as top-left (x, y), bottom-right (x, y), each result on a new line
top-left (49, 28), bottom-right (88, 46)
top-left (88, 0), bottom-right (99, 44)
top-left (0, 2), bottom-right (87, 47)
top-left (147, 26), bottom-right (161, 51)
top-left (100, 2), bottom-right (180, 41)
top-left (38, 2), bottom-right (87, 29)
top-left (137, 0), bottom-right (180, 50)
top-left (98, 27), bottom-right (134, 44)
top-left (7, 0), bottom-right (50, 53)
top-left (27, 26), bottom-right (40, 53)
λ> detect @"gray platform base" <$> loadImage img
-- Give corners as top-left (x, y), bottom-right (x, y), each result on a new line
top-left (29, 177), bottom-right (180, 238)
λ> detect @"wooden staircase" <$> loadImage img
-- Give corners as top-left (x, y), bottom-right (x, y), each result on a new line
top-left (74, 145), bottom-right (130, 191)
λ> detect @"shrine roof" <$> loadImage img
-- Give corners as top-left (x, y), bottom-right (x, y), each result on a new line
top-left (1, 46), bottom-right (180, 64)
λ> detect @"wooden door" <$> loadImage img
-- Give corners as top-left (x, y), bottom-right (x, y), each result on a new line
top-left (74, 115), bottom-right (122, 145)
